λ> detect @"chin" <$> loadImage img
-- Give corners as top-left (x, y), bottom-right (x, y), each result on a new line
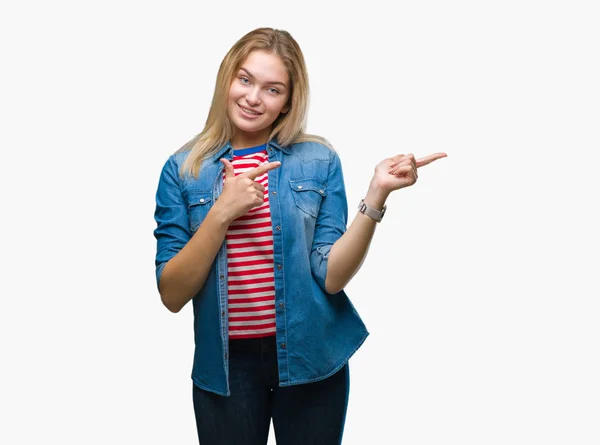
top-left (232, 115), bottom-right (269, 132)
top-left (234, 121), bottom-right (263, 134)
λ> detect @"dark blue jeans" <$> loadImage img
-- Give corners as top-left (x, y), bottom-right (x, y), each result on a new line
top-left (192, 335), bottom-right (350, 445)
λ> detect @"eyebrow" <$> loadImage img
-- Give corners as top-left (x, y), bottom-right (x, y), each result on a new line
top-left (239, 67), bottom-right (288, 88)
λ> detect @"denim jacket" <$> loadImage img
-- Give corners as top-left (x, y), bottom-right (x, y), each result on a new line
top-left (154, 138), bottom-right (369, 396)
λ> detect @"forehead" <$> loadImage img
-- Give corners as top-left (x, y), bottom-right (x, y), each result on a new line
top-left (239, 50), bottom-right (289, 83)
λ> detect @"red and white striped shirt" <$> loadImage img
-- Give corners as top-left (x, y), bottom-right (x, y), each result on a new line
top-left (225, 145), bottom-right (276, 339)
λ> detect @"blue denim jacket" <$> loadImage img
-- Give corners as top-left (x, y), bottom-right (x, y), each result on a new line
top-left (154, 138), bottom-right (369, 396)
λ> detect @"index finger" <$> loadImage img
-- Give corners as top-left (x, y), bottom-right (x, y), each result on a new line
top-left (416, 152), bottom-right (447, 168)
top-left (241, 161), bottom-right (282, 180)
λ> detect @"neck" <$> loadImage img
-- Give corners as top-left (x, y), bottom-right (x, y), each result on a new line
top-left (231, 129), bottom-right (271, 149)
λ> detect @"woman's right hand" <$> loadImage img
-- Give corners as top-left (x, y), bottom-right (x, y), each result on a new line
top-left (215, 158), bottom-right (281, 223)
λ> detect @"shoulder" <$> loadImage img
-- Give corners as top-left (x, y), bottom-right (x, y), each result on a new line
top-left (163, 132), bottom-right (203, 170)
top-left (158, 150), bottom-right (191, 182)
top-left (167, 149), bottom-right (192, 167)
top-left (165, 150), bottom-right (190, 166)
top-left (285, 140), bottom-right (337, 163)
top-left (280, 140), bottom-right (345, 183)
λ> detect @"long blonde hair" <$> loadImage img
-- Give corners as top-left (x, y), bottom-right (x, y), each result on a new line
top-left (178, 27), bottom-right (330, 178)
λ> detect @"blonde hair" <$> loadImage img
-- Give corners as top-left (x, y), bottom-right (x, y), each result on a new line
top-left (178, 27), bottom-right (330, 177)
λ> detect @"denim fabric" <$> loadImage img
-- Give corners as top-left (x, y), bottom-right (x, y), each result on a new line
top-left (192, 336), bottom-right (349, 445)
top-left (154, 139), bottom-right (369, 396)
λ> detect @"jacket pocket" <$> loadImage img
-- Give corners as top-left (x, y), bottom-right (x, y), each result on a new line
top-left (187, 190), bottom-right (213, 232)
top-left (289, 179), bottom-right (327, 218)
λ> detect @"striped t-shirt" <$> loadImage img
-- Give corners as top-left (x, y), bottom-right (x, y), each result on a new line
top-left (225, 145), bottom-right (276, 339)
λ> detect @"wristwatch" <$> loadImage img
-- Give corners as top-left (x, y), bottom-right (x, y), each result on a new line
top-left (358, 199), bottom-right (386, 222)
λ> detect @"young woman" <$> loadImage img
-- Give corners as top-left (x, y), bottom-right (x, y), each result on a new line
top-left (154, 27), bottom-right (446, 444)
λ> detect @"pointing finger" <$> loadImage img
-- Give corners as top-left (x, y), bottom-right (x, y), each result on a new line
top-left (242, 161), bottom-right (281, 180)
top-left (416, 152), bottom-right (447, 168)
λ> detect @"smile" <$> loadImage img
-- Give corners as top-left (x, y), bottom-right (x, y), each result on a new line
top-left (238, 104), bottom-right (262, 116)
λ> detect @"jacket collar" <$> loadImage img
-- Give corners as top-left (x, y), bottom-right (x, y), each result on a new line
top-left (208, 139), bottom-right (291, 163)
top-left (266, 138), bottom-right (291, 154)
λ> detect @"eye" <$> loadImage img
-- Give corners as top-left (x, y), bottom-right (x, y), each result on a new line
top-left (239, 76), bottom-right (250, 85)
top-left (267, 87), bottom-right (280, 95)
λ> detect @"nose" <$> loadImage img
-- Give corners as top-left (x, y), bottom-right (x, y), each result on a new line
top-left (246, 88), bottom-right (261, 106)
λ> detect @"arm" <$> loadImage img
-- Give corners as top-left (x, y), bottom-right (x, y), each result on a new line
top-left (324, 181), bottom-right (387, 294)
top-left (153, 156), bottom-right (227, 313)
top-left (154, 157), bottom-right (281, 313)
top-left (325, 152), bottom-right (447, 294)
top-left (158, 206), bottom-right (231, 314)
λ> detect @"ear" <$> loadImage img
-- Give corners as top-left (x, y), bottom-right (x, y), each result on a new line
top-left (281, 104), bottom-right (290, 114)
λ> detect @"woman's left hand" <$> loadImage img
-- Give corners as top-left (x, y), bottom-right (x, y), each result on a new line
top-left (372, 152), bottom-right (448, 194)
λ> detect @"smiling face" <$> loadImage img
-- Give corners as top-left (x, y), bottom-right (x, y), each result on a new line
top-left (227, 50), bottom-right (290, 149)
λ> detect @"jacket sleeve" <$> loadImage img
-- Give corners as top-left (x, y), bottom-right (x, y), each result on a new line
top-left (309, 150), bottom-right (348, 293)
top-left (153, 156), bottom-right (192, 287)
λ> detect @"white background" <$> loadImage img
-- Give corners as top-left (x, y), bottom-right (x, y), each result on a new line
top-left (1, 0), bottom-right (599, 443)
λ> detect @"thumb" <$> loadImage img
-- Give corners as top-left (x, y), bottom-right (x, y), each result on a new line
top-left (220, 158), bottom-right (235, 179)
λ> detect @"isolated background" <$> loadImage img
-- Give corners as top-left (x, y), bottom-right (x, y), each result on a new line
top-left (1, 0), bottom-right (599, 444)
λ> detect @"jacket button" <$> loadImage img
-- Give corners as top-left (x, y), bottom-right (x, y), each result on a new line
top-left (277, 264), bottom-right (282, 270)
top-left (297, 185), bottom-right (303, 189)
top-left (199, 198), bottom-right (205, 203)
top-left (221, 311), bottom-right (226, 317)
top-left (281, 343), bottom-right (286, 349)
top-left (220, 275), bottom-right (225, 280)
top-left (224, 353), bottom-right (228, 359)
top-left (276, 226), bottom-right (281, 231)
top-left (278, 302), bottom-right (284, 309)
top-left (272, 191), bottom-right (277, 195)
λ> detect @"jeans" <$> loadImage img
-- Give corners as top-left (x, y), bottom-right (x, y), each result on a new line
top-left (192, 335), bottom-right (350, 445)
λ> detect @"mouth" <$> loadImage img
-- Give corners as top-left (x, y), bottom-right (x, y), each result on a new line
top-left (238, 104), bottom-right (263, 116)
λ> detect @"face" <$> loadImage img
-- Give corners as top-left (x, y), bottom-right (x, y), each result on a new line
top-left (227, 50), bottom-right (290, 148)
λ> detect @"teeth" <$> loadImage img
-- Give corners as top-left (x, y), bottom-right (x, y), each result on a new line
top-left (240, 106), bottom-right (259, 115)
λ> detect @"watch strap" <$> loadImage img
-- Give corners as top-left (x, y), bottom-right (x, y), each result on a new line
top-left (358, 199), bottom-right (386, 222)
